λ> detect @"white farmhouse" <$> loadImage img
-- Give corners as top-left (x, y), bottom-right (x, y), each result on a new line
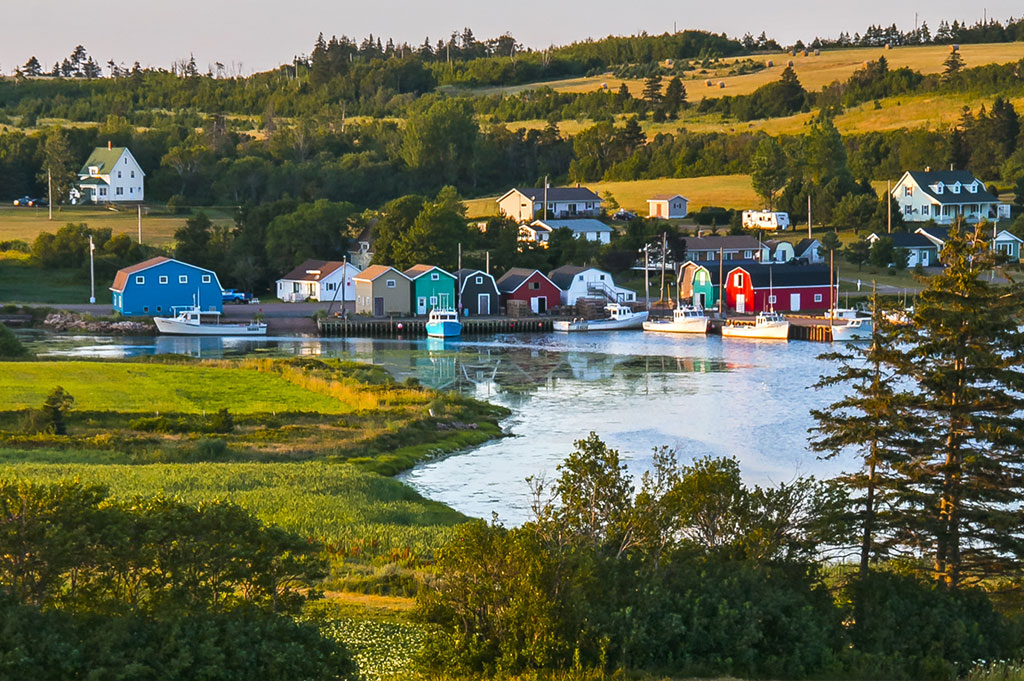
top-left (497, 187), bottom-right (602, 222)
top-left (77, 142), bottom-right (145, 203)
top-left (276, 259), bottom-right (361, 302)
top-left (891, 170), bottom-right (1008, 224)
top-left (548, 266), bottom-right (636, 306)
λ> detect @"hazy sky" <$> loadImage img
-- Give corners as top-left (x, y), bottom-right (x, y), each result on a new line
top-left (1, 0), bottom-right (1014, 74)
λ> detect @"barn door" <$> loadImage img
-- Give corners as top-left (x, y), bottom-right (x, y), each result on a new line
top-left (374, 297), bottom-right (384, 316)
top-left (736, 294), bottom-right (745, 314)
top-left (790, 293), bottom-right (801, 311)
top-left (478, 293), bottom-right (490, 315)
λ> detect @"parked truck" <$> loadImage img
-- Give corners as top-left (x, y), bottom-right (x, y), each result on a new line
top-left (742, 210), bottom-right (790, 231)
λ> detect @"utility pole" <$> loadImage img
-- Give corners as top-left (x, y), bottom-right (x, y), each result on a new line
top-left (457, 242), bottom-right (462, 271)
top-left (659, 231), bottom-right (667, 303)
top-left (543, 176), bottom-right (548, 221)
top-left (887, 180), bottom-right (892, 234)
top-left (807, 194), bottom-right (812, 239)
top-left (88, 234), bottom-right (96, 304)
top-left (47, 168), bottom-right (53, 221)
top-left (138, 205), bottom-right (143, 244)
top-left (718, 247), bottom-right (725, 317)
top-left (643, 243), bottom-right (650, 309)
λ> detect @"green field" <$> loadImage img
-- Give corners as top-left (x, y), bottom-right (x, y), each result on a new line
top-left (1, 360), bottom-right (356, 414)
top-left (0, 461), bottom-right (465, 557)
top-left (0, 204), bottom-right (235, 247)
top-left (0, 257), bottom-right (110, 304)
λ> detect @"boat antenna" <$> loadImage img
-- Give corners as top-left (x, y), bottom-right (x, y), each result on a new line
top-left (768, 266), bottom-right (774, 313)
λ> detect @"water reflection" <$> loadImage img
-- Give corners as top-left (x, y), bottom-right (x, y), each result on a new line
top-left (24, 330), bottom-right (846, 524)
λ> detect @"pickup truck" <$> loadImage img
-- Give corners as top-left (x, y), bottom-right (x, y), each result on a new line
top-left (221, 289), bottom-right (259, 304)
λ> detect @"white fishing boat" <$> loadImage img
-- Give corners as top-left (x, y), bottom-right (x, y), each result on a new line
top-left (425, 308), bottom-right (462, 338)
top-left (642, 306), bottom-right (709, 334)
top-left (829, 308), bottom-right (873, 342)
top-left (553, 303), bottom-right (649, 332)
top-left (721, 311), bottom-right (790, 340)
top-left (154, 306), bottom-right (267, 336)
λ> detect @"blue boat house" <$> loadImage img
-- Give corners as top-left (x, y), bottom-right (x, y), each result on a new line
top-left (110, 256), bottom-right (223, 316)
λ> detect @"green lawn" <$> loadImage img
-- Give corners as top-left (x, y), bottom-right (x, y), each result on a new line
top-left (0, 361), bottom-right (355, 414)
top-left (0, 257), bottom-right (109, 304)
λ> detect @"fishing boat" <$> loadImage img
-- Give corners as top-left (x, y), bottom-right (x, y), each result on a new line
top-left (642, 306), bottom-right (709, 334)
top-left (829, 308), bottom-right (873, 342)
top-left (426, 308), bottom-right (462, 338)
top-left (154, 306), bottom-right (267, 336)
top-left (553, 303), bottom-right (649, 332)
top-left (721, 311), bottom-right (790, 340)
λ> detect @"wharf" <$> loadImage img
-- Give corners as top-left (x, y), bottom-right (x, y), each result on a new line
top-left (318, 316), bottom-right (556, 338)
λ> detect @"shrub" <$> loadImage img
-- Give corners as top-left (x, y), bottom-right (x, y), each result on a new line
top-left (23, 387), bottom-right (74, 435)
top-left (206, 408), bottom-right (234, 434)
top-left (0, 323), bottom-right (30, 359)
top-left (192, 437), bottom-right (229, 460)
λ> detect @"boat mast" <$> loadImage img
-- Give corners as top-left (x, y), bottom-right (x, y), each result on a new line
top-left (829, 249), bottom-right (835, 322)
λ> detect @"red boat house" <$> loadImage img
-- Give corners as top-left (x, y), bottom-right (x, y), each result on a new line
top-left (496, 268), bottom-right (561, 314)
top-left (724, 263), bottom-right (836, 314)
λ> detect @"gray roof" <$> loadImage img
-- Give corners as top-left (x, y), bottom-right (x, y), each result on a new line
top-left (686, 235), bottom-right (766, 251)
top-left (873, 232), bottom-right (938, 249)
top-left (455, 268), bottom-right (498, 294)
top-left (905, 170), bottom-right (999, 205)
top-left (496, 267), bottom-right (538, 293)
top-left (536, 218), bottom-right (613, 234)
top-left (548, 265), bottom-right (587, 290)
top-left (793, 238), bottom-right (820, 256)
top-left (512, 187), bottom-right (602, 202)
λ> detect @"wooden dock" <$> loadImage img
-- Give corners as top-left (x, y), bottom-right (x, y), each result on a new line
top-left (318, 316), bottom-right (556, 338)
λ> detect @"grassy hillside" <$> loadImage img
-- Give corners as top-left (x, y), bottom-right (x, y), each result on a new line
top-left (0, 204), bottom-right (234, 247)
top-left (475, 42), bottom-right (1024, 100)
top-left (465, 174), bottom-right (758, 217)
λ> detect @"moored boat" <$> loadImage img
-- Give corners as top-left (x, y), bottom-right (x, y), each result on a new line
top-left (829, 308), bottom-right (873, 342)
top-left (426, 308), bottom-right (462, 338)
top-left (154, 306), bottom-right (267, 336)
top-left (642, 306), bottom-right (709, 334)
top-left (553, 303), bottom-right (649, 332)
top-left (721, 311), bottom-right (790, 340)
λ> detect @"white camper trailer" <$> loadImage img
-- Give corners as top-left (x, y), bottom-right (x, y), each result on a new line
top-left (742, 210), bottom-right (791, 231)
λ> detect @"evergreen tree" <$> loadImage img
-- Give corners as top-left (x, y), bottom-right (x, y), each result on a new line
top-left (662, 76), bottom-right (685, 114)
top-left (811, 289), bottom-right (917, 580)
top-left (896, 222), bottom-right (1024, 586)
top-left (641, 75), bottom-right (663, 105)
top-left (38, 127), bottom-right (76, 208)
top-left (942, 50), bottom-right (965, 79)
top-left (21, 56), bottom-right (41, 77)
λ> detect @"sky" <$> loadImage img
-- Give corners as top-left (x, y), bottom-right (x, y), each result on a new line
top-left (0, 0), bottom-right (1015, 75)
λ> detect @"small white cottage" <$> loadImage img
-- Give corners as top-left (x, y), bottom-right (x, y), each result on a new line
top-left (276, 259), bottom-right (361, 302)
top-left (647, 194), bottom-right (689, 219)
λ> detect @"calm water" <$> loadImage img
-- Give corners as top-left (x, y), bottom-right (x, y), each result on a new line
top-left (22, 330), bottom-right (849, 524)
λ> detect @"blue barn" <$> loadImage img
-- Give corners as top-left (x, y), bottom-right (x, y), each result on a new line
top-left (110, 256), bottom-right (223, 316)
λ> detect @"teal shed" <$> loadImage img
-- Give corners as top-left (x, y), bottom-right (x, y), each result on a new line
top-left (404, 265), bottom-right (457, 315)
top-left (679, 261), bottom-right (719, 309)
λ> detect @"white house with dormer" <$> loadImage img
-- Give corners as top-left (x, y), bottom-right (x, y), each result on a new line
top-left (891, 170), bottom-right (1008, 225)
top-left (76, 142), bottom-right (145, 203)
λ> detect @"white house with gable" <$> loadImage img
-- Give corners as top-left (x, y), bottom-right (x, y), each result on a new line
top-left (891, 169), bottom-right (1008, 225)
top-left (498, 186), bottom-right (603, 222)
top-left (276, 259), bottom-right (361, 302)
top-left (548, 265), bottom-right (636, 305)
top-left (76, 142), bottom-right (145, 203)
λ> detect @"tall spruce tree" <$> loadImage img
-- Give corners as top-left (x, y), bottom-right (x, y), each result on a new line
top-left (811, 288), bottom-right (918, 579)
top-left (897, 221), bottom-right (1024, 586)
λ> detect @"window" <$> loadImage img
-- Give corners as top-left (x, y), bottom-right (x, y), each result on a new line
top-left (904, 186), bottom-right (913, 196)
top-left (326, 282), bottom-right (335, 291)
top-left (201, 275), bottom-right (211, 284)
top-left (744, 250), bottom-right (752, 258)
top-left (733, 273), bottom-right (744, 287)
top-left (143, 306), bottom-right (149, 313)
top-left (529, 281), bottom-right (540, 290)
top-left (768, 295), bottom-right (777, 304)
top-left (134, 275), bottom-right (146, 285)
top-left (430, 272), bottom-right (439, 281)
top-left (577, 275), bottom-right (584, 281)
top-left (904, 204), bottom-right (912, 215)
top-left (430, 296), bottom-right (438, 306)
top-left (99, 188), bottom-right (107, 196)
top-left (131, 170), bottom-right (135, 178)
top-left (697, 272), bottom-right (706, 284)
top-left (117, 171), bottom-right (122, 179)
top-left (158, 275), bottom-right (168, 284)
top-left (386, 279), bottom-right (396, 288)
top-left (156, 306), bottom-right (161, 312)
top-left (116, 187), bottom-right (123, 196)
top-left (179, 275), bottom-right (188, 284)
top-left (599, 274), bottom-right (605, 280)
top-left (814, 294), bottom-right (823, 302)
top-left (475, 276), bottom-right (483, 284)
top-left (129, 187), bottom-right (133, 194)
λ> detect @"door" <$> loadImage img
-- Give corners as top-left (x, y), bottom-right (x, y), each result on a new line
top-left (417, 296), bottom-right (427, 314)
top-left (696, 292), bottom-right (706, 308)
top-left (736, 294), bottom-right (745, 314)
top-left (478, 293), bottom-right (490, 315)
top-left (373, 297), bottom-right (384, 317)
top-left (790, 293), bottom-right (801, 311)
top-left (921, 250), bottom-right (929, 266)
top-left (532, 296), bottom-right (547, 314)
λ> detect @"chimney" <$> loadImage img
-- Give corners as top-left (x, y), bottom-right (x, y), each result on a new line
top-left (107, 140), bottom-right (112, 150)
